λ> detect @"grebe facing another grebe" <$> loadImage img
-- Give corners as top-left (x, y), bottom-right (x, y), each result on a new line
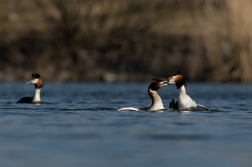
top-left (157, 71), bottom-right (209, 111)
top-left (17, 73), bottom-right (44, 103)
top-left (117, 81), bottom-right (167, 112)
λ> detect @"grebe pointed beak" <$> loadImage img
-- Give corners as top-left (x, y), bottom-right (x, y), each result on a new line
top-left (166, 76), bottom-right (174, 84)
top-left (160, 81), bottom-right (168, 87)
top-left (26, 79), bottom-right (35, 84)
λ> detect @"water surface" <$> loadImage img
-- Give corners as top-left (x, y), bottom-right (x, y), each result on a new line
top-left (0, 82), bottom-right (252, 167)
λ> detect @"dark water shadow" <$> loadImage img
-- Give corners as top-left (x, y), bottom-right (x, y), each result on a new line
top-left (145, 134), bottom-right (211, 141)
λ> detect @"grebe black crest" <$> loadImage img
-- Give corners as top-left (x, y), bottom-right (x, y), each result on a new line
top-left (117, 81), bottom-right (167, 112)
top-left (17, 73), bottom-right (44, 103)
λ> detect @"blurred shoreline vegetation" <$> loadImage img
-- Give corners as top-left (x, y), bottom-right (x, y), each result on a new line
top-left (0, 0), bottom-right (252, 82)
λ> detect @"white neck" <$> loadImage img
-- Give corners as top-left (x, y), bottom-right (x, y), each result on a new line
top-left (33, 88), bottom-right (41, 102)
top-left (178, 84), bottom-right (196, 110)
top-left (148, 89), bottom-right (164, 111)
top-left (180, 84), bottom-right (188, 95)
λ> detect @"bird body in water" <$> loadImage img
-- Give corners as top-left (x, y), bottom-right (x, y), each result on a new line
top-left (17, 73), bottom-right (44, 103)
top-left (154, 71), bottom-right (209, 111)
top-left (117, 81), bottom-right (167, 112)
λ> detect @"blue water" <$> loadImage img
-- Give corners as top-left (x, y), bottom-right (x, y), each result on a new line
top-left (0, 82), bottom-right (252, 167)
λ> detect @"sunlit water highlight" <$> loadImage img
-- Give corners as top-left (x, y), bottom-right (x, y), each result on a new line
top-left (0, 82), bottom-right (252, 167)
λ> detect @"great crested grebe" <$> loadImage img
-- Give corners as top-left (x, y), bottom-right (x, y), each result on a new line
top-left (117, 81), bottom-right (167, 111)
top-left (17, 73), bottom-right (44, 103)
top-left (155, 71), bottom-right (209, 111)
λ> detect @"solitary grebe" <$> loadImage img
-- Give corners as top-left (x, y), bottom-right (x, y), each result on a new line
top-left (156, 71), bottom-right (208, 111)
top-left (117, 81), bottom-right (167, 111)
top-left (17, 73), bottom-right (44, 103)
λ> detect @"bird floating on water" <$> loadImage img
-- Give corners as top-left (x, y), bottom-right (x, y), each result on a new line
top-left (17, 73), bottom-right (44, 103)
top-left (154, 71), bottom-right (209, 111)
top-left (117, 81), bottom-right (168, 112)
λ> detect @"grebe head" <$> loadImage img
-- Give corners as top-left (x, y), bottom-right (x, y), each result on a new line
top-left (167, 71), bottom-right (185, 89)
top-left (149, 81), bottom-right (167, 91)
top-left (26, 73), bottom-right (44, 89)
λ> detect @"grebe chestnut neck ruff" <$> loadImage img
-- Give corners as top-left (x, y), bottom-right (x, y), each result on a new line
top-left (17, 73), bottom-right (44, 103)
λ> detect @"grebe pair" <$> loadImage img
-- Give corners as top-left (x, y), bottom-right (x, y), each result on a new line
top-left (17, 73), bottom-right (43, 103)
top-left (118, 71), bottom-right (208, 111)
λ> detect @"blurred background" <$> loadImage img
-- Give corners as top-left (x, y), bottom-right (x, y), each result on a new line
top-left (0, 0), bottom-right (252, 82)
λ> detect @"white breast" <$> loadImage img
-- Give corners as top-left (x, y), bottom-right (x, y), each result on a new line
top-left (178, 94), bottom-right (197, 110)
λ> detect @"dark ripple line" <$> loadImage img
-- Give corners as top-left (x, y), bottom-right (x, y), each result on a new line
top-left (145, 134), bottom-right (211, 141)
top-left (202, 109), bottom-right (229, 113)
top-left (173, 122), bottom-right (195, 126)
top-left (0, 133), bottom-right (101, 140)
top-left (0, 107), bottom-right (34, 110)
